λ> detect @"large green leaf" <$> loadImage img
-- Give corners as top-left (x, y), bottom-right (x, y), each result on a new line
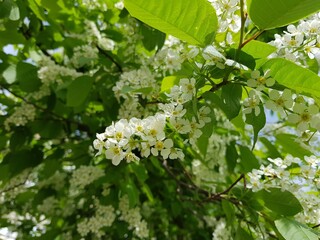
top-left (262, 58), bottom-right (320, 98)
top-left (247, 0), bottom-right (320, 30)
top-left (67, 76), bottom-right (93, 107)
top-left (245, 104), bottom-right (266, 148)
top-left (17, 62), bottom-right (41, 92)
top-left (238, 145), bottom-right (260, 172)
top-left (124, 0), bottom-right (217, 46)
top-left (258, 188), bottom-right (303, 216)
top-left (275, 218), bottom-right (319, 240)
top-left (221, 83), bottom-right (242, 119)
top-left (276, 133), bottom-right (312, 159)
top-left (242, 40), bottom-right (276, 67)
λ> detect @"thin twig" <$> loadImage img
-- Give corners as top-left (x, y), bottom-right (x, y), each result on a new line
top-left (239, 30), bottom-right (264, 49)
top-left (97, 46), bottom-right (123, 73)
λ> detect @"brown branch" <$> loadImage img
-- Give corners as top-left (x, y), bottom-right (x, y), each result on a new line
top-left (312, 223), bottom-right (320, 229)
top-left (239, 30), bottom-right (264, 49)
top-left (97, 46), bottom-right (123, 73)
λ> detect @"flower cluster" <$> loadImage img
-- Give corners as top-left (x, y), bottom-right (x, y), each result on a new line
top-left (244, 69), bottom-right (320, 134)
top-left (269, 12), bottom-right (320, 64)
top-left (69, 165), bottom-right (104, 193)
top-left (77, 199), bottom-right (116, 238)
top-left (85, 20), bottom-right (115, 51)
top-left (209, 0), bottom-right (241, 46)
top-left (4, 102), bottom-right (36, 131)
top-left (118, 195), bottom-right (149, 239)
top-left (247, 155), bottom-right (320, 224)
top-left (69, 45), bottom-right (99, 68)
top-left (94, 77), bottom-right (211, 165)
top-left (37, 56), bottom-right (82, 86)
top-left (80, 0), bottom-right (107, 11)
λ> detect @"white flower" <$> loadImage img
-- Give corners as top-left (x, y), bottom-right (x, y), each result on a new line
top-left (283, 33), bottom-right (304, 47)
top-left (129, 118), bottom-right (146, 137)
top-left (202, 46), bottom-right (226, 69)
top-left (247, 69), bottom-right (275, 90)
top-left (151, 139), bottom-right (174, 159)
top-left (169, 118), bottom-right (191, 134)
top-left (125, 151), bottom-right (140, 163)
top-left (93, 139), bottom-right (104, 156)
top-left (225, 59), bottom-right (248, 70)
top-left (198, 106), bottom-right (211, 124)
top-left (179, 78), bottom-right (196, 102)
top-left (105, 119), bottom-right (132, 147)
top-left (287, 103), bottom-right (319, 132)
top-left (265, 89), bottom-right (293, 116)
top-left (158, 102), bottom-right (186, 119)
top-left (105, 142), bottom-right (126, 165)
top-left (143, 114), bottom-right (166, 141)
top-left (243, 90), bottom-right (261, 116)
top-left (165, 147), bottom-right (184, 160)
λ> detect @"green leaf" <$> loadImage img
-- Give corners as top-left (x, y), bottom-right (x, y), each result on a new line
top-left (276, 133), bottom-right (312, 159)
top-left (245, 104), bottom-right (266, 148)
top-left (227, 48), bottom-right (256, 70)
top-left (242, 40), bottom-right (277, 58)
top-left (226, 141), bottom-right (238, 172)
top-left (0, 0), bottom-right (12, 19)
top-left (258, 188), bottom-right (303, 216)
top-left (260, 137), bottom-right (282, 158)
top-left (247, 0), bottom-right (320, 30)
top-left (275, 218), bottom-right (319, 240)
top-left (235, 226), bottom-right (254, 240)
top-left (2, 65), bottom-right (16, 84)
top-left (27, 0), bottom-right (47, 21)
top-left (242, 40), bottom-right (276, 67)
top-left (9, 2), bottom-right (19, 21)
top-left (161, 76), bottom-right (180, 92)
top-left (124, 0), bottom-right (218, 46)
top-left (10, 127), bottom-right (31, 151)
top-left (17, 62), bottom-right (41, 92)
top-left (31, 120), bottom-right (64, 139)
top-left (121, 180), bottom-right (139, 208)
top-left (221, 83), bottom-right (242, 119)
top-left (222, 199), bottom-right (235, 225)
top-left (131, 163), bottom-right (148, 182)
top-left (140, 24), bottom-right (166, 51)
top-left (238, 145), bottom-right (260, 172)
top-left (262, 58), bottom-right (320, 98)
top-left (0, 0), bottom-right (19, 20)
top-left (197, 121), bottom-right (214, 158)
top-left (3, 148), bottom-right (43, 177)
top-left (66, 76), bottom-right (93, 107)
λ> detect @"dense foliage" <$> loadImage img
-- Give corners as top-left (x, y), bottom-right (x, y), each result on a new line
top-left (0, 0), bottom-right (320, 239)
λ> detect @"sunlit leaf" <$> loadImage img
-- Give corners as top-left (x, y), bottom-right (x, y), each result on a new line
top-left (124, 0), bottom-right (218, 46)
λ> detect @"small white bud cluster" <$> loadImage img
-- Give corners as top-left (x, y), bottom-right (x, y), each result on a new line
top-left (69, 45), bottom-right (99, 68)
top-left (37, 56), bottom-right (82, 86)
top-left (113, 67), bottom-right (159, 101)
top-left (69, 166), bottom-right (104, 195)
top-left (80, 0), bottom-right (107, 11)
top-left (37, 196), bottom-right (59, 216)
top-left (4, 102), bottom-right (36, 131)
top-left (77, 199), bottom-right (116, 238)
top-left (118, 195), bottom-right (149, 239)
top-left (0, 168), bottom-right (32, 203)
top-left (38, 171), bottom-right (67, 191)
